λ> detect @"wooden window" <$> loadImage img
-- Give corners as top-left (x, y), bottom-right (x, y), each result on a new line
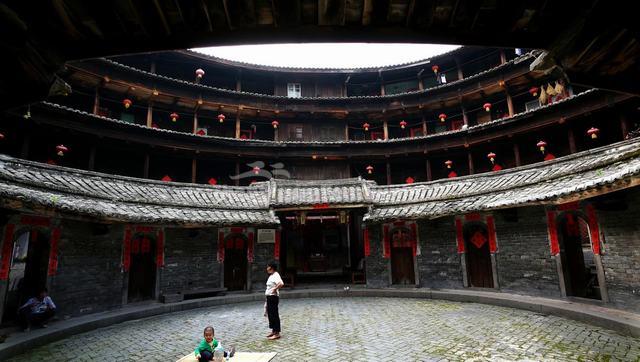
top-left (410, 127), bottom-right (424, 138)
top-left (370, 131), bottom-right (384, 140)
top-left (287, 83), bottom-right (301, 98)
top-left (450, 120), bottom-right (464, 131)
top-left (294, 126), bottom-right (303, 140)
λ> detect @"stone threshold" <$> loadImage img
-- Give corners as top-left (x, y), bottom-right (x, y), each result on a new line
top-left (0, 288), bottom-right (638, 359)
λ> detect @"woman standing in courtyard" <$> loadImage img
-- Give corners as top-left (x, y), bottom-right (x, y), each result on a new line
top-left (264, 262), bottom-right (284, 340)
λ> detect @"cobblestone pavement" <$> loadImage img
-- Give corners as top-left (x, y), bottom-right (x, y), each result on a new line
top-left (8, 297), bottom-right (640, 361)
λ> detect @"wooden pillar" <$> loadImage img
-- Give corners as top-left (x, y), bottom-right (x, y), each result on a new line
top-left (274, 127), bottom-right (279, 142)
top-left (454, 57), bottom-right (464, 80)
top-left (146, 103), bottom-right (153, 128)
top-left (380, 82), bottom-right (385, 96)
top-left (422, 115), bottom-right (427, 135)
top-left (345, 123), bottom-right (349, 140)
top-left (234, 162), bottom-right (240, 186)
top-left (620, 114), bottom-right (629, 139)
top-left (505, 90), bottom-right (515, 117)
top-left (383, 120), bottom-right (389, 140)
top-left (235, 114), bottom-right (241, 139)
top-left (513, 142), bottom-right (521, 167)
top-left (191, 159), bottom-right (197, 183)
top-left (193, 112), bottom-right (198, 134)
top-left (88, 145), bottom-right (96, 171)
top-left (149, 61), bottom-right (156, 74)
top-left (499, 50), bottom-right (507, 65)
top-left (461, 105), bottom-right (469, 126)
top-left (568, 128), bottom-right (577, 153)
top-left (386, 160), bottom-right (392, 185)
top-left (92, 87), bottom-right (100, 115)
top-left (425, 158), bottom-right (432, 181)
top-left (236, 71), bottom-right (242, 91)
top-left (143, 154), bottom-right (150, 178)
top-left (467, 151), bottom-right (474, 175)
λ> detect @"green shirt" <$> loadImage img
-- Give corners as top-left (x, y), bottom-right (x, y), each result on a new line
top-left (194, 338), bottom-right (219, 357)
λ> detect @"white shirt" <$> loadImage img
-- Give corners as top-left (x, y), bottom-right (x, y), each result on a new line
top-left (265, 271), bottom-right (283, 296)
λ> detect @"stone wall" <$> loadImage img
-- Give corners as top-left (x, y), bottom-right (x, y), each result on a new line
top-left (597, 189), bottom-right (640, 311)
top-left (365, 224), bottom-right (390, 288)
top-left (251, 235), bottom-right (275, 291)
top-left (160, 228), bottom-right (221, 295)
top-left (51, 221), bottom-right (124, 318)
top-left (494, 207), bottom-right (561, 296)
top-left (417, 217), bottom-right (463, 289)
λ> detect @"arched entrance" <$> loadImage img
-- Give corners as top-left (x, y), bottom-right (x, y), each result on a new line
top-left (557, 212), bottom-right (600, 299)
top-left (223, 233), bottom-right (248, 291)
top-left (464, 223), bottom-right (493, 288)
top-left (3, 229), bottom-right (50, 323)
top-left (390, 226), bottom-right (415, 285)
top-left (127, 234), bottom-right (156, 303)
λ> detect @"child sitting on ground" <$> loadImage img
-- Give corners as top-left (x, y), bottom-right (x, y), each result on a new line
top-left (194, 326), bottom-right (235, 361)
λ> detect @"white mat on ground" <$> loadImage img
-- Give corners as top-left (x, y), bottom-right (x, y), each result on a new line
top-left (176, 352), bottom-right (277, 362)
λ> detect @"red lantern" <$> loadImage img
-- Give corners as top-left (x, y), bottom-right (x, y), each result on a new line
top-left (170, 112), bottom-right (179, 122)
top-left (399, 120), bottom-right (407, 129)
top-left (363, 123), bottom-right (370, 132)
top-left (537, 140), bottom-right (547, 153)
top-left (217, 114), bottom-right (225, 123)
top-left (445, 160), bottom-right (453, 169)
top-left (56, 144), bottom-right (68, 157)
top-left (161, 175), bottom-right (172, 182)
top-left (587, 127), bottom-right (600, 139)
top-left (438, 113), bottom-right (447, 122)
top-left (0, 132), bottom-right (5, 141)
top-left (208, 178), bottom-right (218, 185)
top-left (529, 87), bottom-right (539, 97)
top-left (253, 166), bottom-right (260, 175)
top-left (195, 68), bottom-right (205, 79)
top-left (272, 120), bottom-right (279, 129)
top-left (123, 99), bottom-right (132, 109)
top-left (431, 65), bottom-right (439, 74)
top-left (366, 165), bottom-right (374, 174)
top-left (487, 152), bottom-right (496, 164)
top-left (405, 176), bottom-right (414, 184)
top-left (483, 103), bottom-right (492, 112)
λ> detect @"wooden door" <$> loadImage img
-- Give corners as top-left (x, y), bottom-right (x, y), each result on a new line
top-left (224, 235), bottom-right (248, 291)
top-left (128, 236), bottom-right (156, 302)
top-left (390, 227), bottom-right (415, 285)
top-left (465, 226), bottom-right (493, 288)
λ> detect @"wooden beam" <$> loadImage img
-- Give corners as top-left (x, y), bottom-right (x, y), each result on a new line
top-left (191, 158), bottom-right (197, 183)
top-left (235, 113), bottom-right (241, 139)
top-left (505, 90), bottom-right (514, 117)
top-left (362, 0), bottom-right (373, 25)
top-left (92, 87), bottom-right (100, 115)
top-left (193, 111), bottom-right (198, 134)
top-left (146, 103), bottom-right (153, 127)
top-left (383, 120), bottom-right (389, 140)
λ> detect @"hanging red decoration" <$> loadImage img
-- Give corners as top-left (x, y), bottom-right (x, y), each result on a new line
top-left (445, 160), bottom-right (453, 169)
top-left (170, 112), bottom-right (179, 122)
top-left (151, 122), bottom-right (159, 129)
top-left (405, 176), bottom-right (415, 184)
top-left (363, 122), bottom-right (370, 131)
top-left (470, 231), bottom-right (487, 249)
top-left (529, 87), bottom-right (540, 97)
top-left (399, 120), bottom-right (407, 129)
top-left (161, 175), bottom-right (172, 182)
top-left (536, 140), bottom-right (547, 153)
top-left (492, 164), bottom-right (503, 171)
top-left (196, 129), bottom-right (206, 136)
top-left (438, 113), bottom-right (447, 122)
top-left (195, 68), bottom-right (205, 79)
top-left (56, 144), bottom-right (68, 156)
top-left (483, 102), bottom-right (492, 112)
top-left (253, 166), bottom-right (260, 175)
top-left (448, 171), bottom-right (457, 178)
top-left (587, 127), bottom-right (600, 139)
top-left (123, 99), bottom-right (132, 109)
top-left (366, 165), bottom-right (374, 174)
top-left (272, 120), bottom-right (279, 129)
top-left (217, 113), bottom-right (225, 123)
top-left (431, 65), bottom-right (439, 74)
top-left (208, 178), bottom-right (218, 185)
top-left (487, 152), bottom-right (496, 164)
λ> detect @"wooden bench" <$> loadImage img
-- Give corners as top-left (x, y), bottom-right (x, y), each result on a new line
top-left (161, 287), bottom-right (227, 303)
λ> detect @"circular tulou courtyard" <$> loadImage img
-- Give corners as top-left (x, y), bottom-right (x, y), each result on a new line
top-left (8, 298), bottom-right (640, 361)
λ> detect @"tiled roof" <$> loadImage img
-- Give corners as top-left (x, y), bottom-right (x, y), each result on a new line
top-left (269, 178), bottom-right (374, 207)
top-left (365, 138), bottom-right (640, 222)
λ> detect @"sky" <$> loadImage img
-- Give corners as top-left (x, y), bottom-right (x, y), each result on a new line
top-left (191, 43), bottom-right (461, 68)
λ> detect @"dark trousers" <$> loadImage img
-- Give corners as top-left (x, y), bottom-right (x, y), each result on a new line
top-left (19, 308), bottom-right (55, 329)
top-left (266, 295), bottom-right (281, 333)
top-left (198, 350), bottom-right (228, 361)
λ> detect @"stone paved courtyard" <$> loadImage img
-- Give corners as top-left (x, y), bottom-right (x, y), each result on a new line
top-left (8, 297), bottom-right (640, 361)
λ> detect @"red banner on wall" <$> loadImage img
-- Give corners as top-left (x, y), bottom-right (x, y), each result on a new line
top-left (455, 218), bottom-right (465, 253)
top-left (0, 224), bottom-right (16, 280)
top-left (47, 228), bottom-right (61, 276)
top-left (122, 227), bottom-right (132, 272)
top-left (156, 229), bottom-right (164, 267)
top-left (486, 216), bottom-right (497, 253)
top-left (410, 223), bottom-right (418, 257)
top-left (217, 230), bottom-right (225, 262)
top-left (586, 205), bottom-right (601, 255)
top-left (546, 211), bottom-right (560, 256)
top-left (274, 230), bottom-right (281, 260)
top-left (247, 231), bottom-right (254, 263)
top-left (382, 224), bottom-right (390, 258)
top-left (363, 227), bottom-right (371, 257)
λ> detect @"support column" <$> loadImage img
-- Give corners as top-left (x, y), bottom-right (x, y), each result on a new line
top-left (455, 57), bottom-right (464, 80)
top-left (380, 82), bottom-right (385, 96)
top-left (513, 143), bottom-right (521, 167)
top-left (88, 145), bottom-right (96, 171)
top-left (386, 160), bottom-right (391, 185)
top-left (467, 151), bottom-right (474, 175)
top-left (193, 111), bottom-right (198, 134)
top-left (490, 254), bottom-right (500, 289)
top-left (383, 120), bottom-right (389, 140)
top-left (422, 115), bottom-right (427, 135)
top-left (499, 50), bottom-right (507, 65)
top-left (620, 114), bottom-right (629, 139)
top-left (568, 128), bottom-right (577, 153)
top-left (92, 87), bottom-right (100, 115)
top-left (345, 123), bottom-right (349, 140)
top-left (461, 103), bottom-right (469, 126)
top-left (274, 127), bottom-right (279, 142)
top-left (191, 159), bottom-right (197, 183)
top-left (506, 90), bottom-right (515, 117)
top-left (425, 158), bottom-right (432, 181)
top-left (146, 103), bottom-right (153, 128)
top-left (235, 114), bottom-right (241, 139)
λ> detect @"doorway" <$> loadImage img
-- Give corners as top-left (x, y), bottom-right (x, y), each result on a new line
top-left (558, 212), bottom-right (600, 299)
top-left (3, 230), bottom-right (50, 323)
top-left (390, 226), bottom-right (415, 285)
top-left (223, 233), bottom-right (248, 291)
top-left (464, 223), bottom-right (494, 288)
top-left (127, 234), bottom-right (156, 302)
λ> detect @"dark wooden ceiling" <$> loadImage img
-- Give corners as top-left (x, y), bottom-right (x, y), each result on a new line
top-left (1, 0), bottom-right (638, 109)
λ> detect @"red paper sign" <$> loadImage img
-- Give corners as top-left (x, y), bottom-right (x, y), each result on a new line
top-left (122, 227), bottom-right (132, 272)
top-left (0, 224), bottom-right (16, 280)
top-left (455, 218), bottom-right (465, 253)
top-left (274, 230), bottom-right (281, 260)
top-left (363, 228), bottom-right (371, 257)
top-left (546, 211), bottom-right (560, 256)
top-left (247, 232), bottom-right (254, 262)
top-left (156, 230), bottom-right (164, 267)
top-left (586, 205), bottom-right (601, 255)
top-left (486, 216), bottom-right (497, 253)
top-left (217, 231), bottom-right (225, 262)
top-left (470, 231), bottom-right (487, 249)
top-left (47, 228), bottom-right (61, 276)
top-left (382, 225), bottom-right (390, 258)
